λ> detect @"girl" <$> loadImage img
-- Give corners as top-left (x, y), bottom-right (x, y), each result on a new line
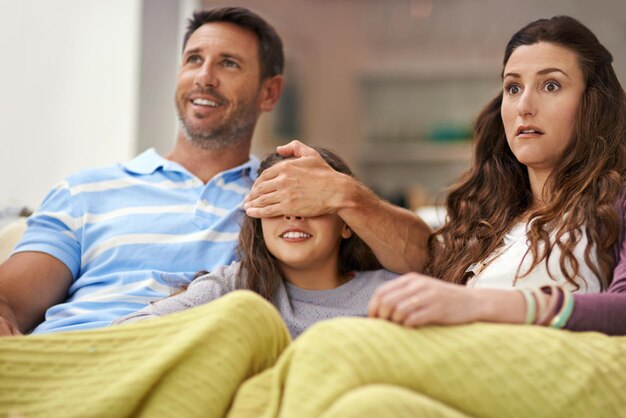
top-left (115, 148), bottom-right (395, 338)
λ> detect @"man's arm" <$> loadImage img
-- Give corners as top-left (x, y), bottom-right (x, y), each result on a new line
top-left (244, 141), bottom-right (431, 273)
top-left (0, 252), bottom-right (72, 335)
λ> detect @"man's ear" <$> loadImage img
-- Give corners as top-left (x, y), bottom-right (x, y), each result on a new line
top-left (341, 224), bottom-right (353, 239)
top-left (258, 75), bottom-right (284, 112)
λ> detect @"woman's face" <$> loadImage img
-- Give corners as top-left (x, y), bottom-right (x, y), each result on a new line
top-left (261, 214), bottom-right (352, 272)
top-left (501, 42), bottom-right (586, 173)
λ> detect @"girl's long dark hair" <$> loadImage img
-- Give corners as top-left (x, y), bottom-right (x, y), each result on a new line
top-left (427, 16), bottom-right (626, 289)
top-left (237, 147), bottom-right (382, 299)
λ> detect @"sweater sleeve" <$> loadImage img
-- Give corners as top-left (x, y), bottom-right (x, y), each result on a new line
top-left (565, 198), bottom-right (626, 335)
top-left (112, 262), bottom-right (240, 325)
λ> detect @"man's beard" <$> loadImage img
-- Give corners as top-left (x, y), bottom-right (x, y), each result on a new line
top-left (177, 91), bottom-right (259, 150)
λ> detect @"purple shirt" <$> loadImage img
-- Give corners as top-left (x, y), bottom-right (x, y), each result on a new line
top-left (566, 198), bottom-right (626, 335)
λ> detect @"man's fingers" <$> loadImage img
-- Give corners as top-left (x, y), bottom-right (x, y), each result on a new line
top-left (276, 140), bottom-right (318, 158)
top-left (252, 166), bottom-right (281, 187)
top-left (0, 321), bottom-right (22, 337)
top-left (245, 204), bottom-right (281, 219)
top-left (245, 189), bottom-right (281, 210)
top-left (246, 173), bottom-right (281, 203)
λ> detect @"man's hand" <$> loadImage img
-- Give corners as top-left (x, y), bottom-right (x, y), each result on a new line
top-left (0, 252), bottom-right (73, 336)
top-left (244, 140), bottom-right (350, 218)
top-left (245, 140), bottom-right (432, 273)
top-left (0, 311), bottom-right (23, 336)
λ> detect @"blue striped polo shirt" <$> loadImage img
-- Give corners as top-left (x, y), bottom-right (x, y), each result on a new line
top-left (15, 148), bottom-right (259, 334)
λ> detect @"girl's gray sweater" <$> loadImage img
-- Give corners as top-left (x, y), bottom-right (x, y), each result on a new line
top-left (114, 261), bottom-right (398, 338)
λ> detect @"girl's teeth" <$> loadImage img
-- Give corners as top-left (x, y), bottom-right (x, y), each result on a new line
top-left (282, 232), bottom-right (310, 239)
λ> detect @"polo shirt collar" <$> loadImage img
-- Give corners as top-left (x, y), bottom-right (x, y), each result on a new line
top-left (123, 148), bottom-right (171, 175)
top-left (221, 155), bottom-right (260, 182)
top-left (124, 147), bottom-right (259, 181)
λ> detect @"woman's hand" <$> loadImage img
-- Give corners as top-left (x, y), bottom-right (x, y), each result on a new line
top-left (368, 272), bottom-right (527, 327)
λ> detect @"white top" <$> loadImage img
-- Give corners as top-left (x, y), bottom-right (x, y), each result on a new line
top-left (466, 222), bottom-right (600, 293)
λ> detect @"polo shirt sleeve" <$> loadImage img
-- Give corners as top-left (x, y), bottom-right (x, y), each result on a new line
top-left (14, 181), bottom-right (82, 279)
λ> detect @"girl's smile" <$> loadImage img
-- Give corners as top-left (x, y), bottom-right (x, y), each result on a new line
top-left (279, 228), bottom-right (312, 241)
top-left (262, 214), bottom-right (352, 289)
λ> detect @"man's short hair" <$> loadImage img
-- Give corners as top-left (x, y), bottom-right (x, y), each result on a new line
top-left (183, 7), bottom-right (284, 80)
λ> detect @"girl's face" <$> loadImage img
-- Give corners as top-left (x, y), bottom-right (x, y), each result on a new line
top-left (261, 214), bottom-right (352, 273)
top-left (501, 42), bottom-right (586, 173)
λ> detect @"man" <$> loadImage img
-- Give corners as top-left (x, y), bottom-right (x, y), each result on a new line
top-left (0, 7), bottom-right (431, 337)
top-left (0, 7), bottom-right (284, 335)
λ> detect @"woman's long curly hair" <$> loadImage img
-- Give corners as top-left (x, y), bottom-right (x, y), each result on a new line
top-left (237, 147), bottom-right (382, 300)
top-left (427, 16), bottom-right (626, 289)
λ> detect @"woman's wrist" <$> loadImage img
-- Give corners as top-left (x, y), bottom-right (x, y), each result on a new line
top-left (474, 288), bottom-right (527, 324)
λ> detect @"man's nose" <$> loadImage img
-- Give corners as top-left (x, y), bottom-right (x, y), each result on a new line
top-left (195, 63), bottom-right (219, 88)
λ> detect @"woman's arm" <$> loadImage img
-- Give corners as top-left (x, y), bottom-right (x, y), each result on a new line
top-left (368, 271), bottom-right (626, 335)
top-left (565, 293), bottom-right (626, 334)
top-left (370, 197), bottom-right (626, 335)
top-left (565, 206), bottom-right (626, 334)
top-left (368, 273), bottom-right (527, 327)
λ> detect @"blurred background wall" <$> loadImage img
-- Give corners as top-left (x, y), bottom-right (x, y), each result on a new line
top-left (1, 0), bottom-right (625, 213)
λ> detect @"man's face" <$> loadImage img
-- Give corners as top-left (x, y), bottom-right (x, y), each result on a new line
top-left (175, 22), bottom-right (264, 149)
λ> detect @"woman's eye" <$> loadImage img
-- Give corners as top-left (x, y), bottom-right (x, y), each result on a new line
top-left (544, 81), bottom-right (561, 92)
top-left (505, 84), bottom-right (521, 95)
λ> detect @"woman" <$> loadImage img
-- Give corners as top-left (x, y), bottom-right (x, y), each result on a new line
top-left (368, 14), bottom-right (626, 334)
top-left (226, 16), bottom-right (626, 418)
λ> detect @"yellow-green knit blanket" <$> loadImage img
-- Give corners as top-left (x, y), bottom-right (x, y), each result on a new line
top-left (0, 292), bottom-right (290, 418)
top-left (229, 318), bottom-right (626, 418)
top-left (1, 291), bottom-right (625, 418)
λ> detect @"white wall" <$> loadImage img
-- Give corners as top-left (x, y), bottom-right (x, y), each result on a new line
top-left (136, 0), bottom-right (180, 156)
top-left (0, 0), bottom-right (142, 209)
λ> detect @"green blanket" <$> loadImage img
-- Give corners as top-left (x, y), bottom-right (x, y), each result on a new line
top-left (2, 291), bottom-right (624, 417)
top-left (229, 319), bottom-right (626, 418)
top-left (0, 291), bottom-right (290, 418)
